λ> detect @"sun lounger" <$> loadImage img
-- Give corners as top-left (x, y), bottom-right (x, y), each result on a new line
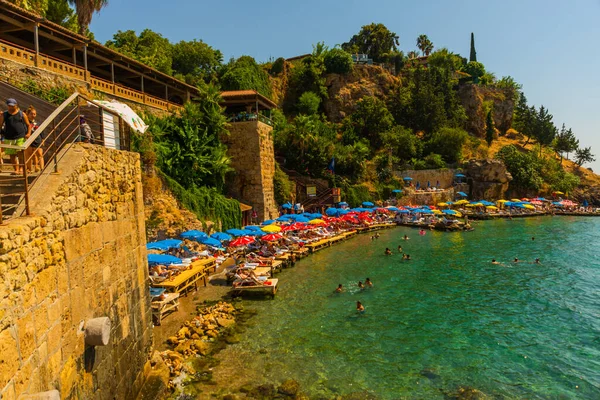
top-left (151, 261), bottom-right (207, 295)
top-left (231, 278), bottom-right (278, 298)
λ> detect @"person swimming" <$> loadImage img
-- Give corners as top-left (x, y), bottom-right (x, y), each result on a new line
top-left (385, 247), bottom-right (392, 255)
top-left (491, 259), bottom-right (500, 265)
top-left (365, 278), bottom-right (373, 287)
top-left (335, 284), bottom-right (343, 293)
top-left (356, 301), bottom-right (365, 312)
top-left (532, 237), bottom-right (535, 241)
top-left (397, 245), bottom-right (403, 253)
top-left (358, 281), bottom-right (365, 289)
top-left (513, 258), bottom-right (519, 263)
top-left (403, 234), bottom-right (410, 240)
top-left (419, 229), bottom-right (426, 236)
top-left (534, 258), bottom-right (541, 264)
top-left (406, 254), bottom-right (411, 260)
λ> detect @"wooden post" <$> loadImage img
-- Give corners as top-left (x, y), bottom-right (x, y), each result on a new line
top-left (110, 63), bottom-right (114, 83)
top-left (72, 47), bottom-right (77, 65)
top-left (33, 24), bottom-right (39, 67)
top-left (20, 151), bottom-right (30, 216)
top-left (83, 45), bottom-right (88, 81)
top-left (141, 75), bottom-right (144, 93)
top-left (165, 85), bottom-right (168, 101)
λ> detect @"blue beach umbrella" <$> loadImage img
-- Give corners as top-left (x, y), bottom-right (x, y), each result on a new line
top-left (244, 226), bottom-right (262, 232)
top-left (282, 202), bottom-right (293, 209)
top-left (200, 237), bottom-right (222, 247)
top-left (211, 232), bottom-right (232, 241)
top-left (226, 228), bottom-right (249, 237)
top-left (443, 209), bottom-right (458, 215)
top-left (180, 230), bottom-right (207, 239)
top-left (146, 239), bottom-right (182, 251)
top-left (392, 189), bottom-right (403, 194)
top-left (338, 201), bottom-right (349, 206)
top-left (294, 216), bottom-right (311, 223)
top-left (245, 230), bottom-right (265, 237)
top-left (403, 177), bottom-right (413, 181)
top-left (362, 202), bottom-right (375, 207)
top-left (455, 173), bottom-right (466, 178)
top-left (147, 254), bottom-right (182, 266)
top-left (457, 191), bottom-right (468, 197)
top-left (583, 199), bottom-right (589, 207)
top-left (387, 207), bottom-right (399, 211)
top-left (326, 207), bottom-right (339, 216)
top-left (262, 219), bottom-right (275, 225)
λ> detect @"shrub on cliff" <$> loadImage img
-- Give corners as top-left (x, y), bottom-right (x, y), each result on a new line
top-left (297, 92), bottom-right (321, 115)
top-left (424, 127), bottom-right (469, 164)
top-left (324, 48), bottom-right (353, 74)
top-left (273, 165), bottom-right (294, 205)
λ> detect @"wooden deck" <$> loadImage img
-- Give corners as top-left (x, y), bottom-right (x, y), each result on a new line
top-left (305, 239), bottom-right (331, 253)
top-left (151, 292), bottom-right (180, 325)
top-left (231, 278), bottom-right (278, 298)
top-left (151, 262), bottom-right (206, 295)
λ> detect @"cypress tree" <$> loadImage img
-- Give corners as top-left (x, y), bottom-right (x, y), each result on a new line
top-left (469, 32), bottom-right (477, 62)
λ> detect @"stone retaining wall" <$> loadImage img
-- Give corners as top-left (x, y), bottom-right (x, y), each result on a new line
top-left (393, 168), bottom-right (458, 189)
top-left (222, 121), bottom-right (278, 221)
top-left (0, 144), bottom-right (152, 399)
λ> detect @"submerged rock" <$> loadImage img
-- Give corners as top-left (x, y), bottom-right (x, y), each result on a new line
top-left (278, 379), bottom-right (300, 396)
top-left (446, 386), bottom-right (489, 400)
top-left (420, 368), bottom-right (441, 380)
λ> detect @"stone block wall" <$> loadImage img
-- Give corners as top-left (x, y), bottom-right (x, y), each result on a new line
top-left (393, 168), bottom-right (458, 189)
top-left (0, 144), bottom-right (152, 399)
top-left (222, 121), bottom-right (278, 221)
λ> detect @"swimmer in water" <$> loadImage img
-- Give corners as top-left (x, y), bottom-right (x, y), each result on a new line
top-left (513, 258), bottom-right (519, 263)
top-left (419, 229), bottom-right (426, 235)
top-left (385, 247), bottom-right (392, 255)
top-left (403, 234), bottom-right (410, 240)
top-left (356, 301), bottom-right (365, 312)
top-left (365, 278), bottom-right (373, 287)
top-left (534, 258), bottom-right (540, 264)
top-left (397, 245), bottom-right (403, 253)
top-left (532, 237), bottom-right (535, 241)
top-left (491, 259), bottom-right (500, 265)
top-left (335, 284), bottom-right (343, 293)
top-left (406, 254), bottom-right (411, 260)
top-left (358, 281), bottom-right (365, 289)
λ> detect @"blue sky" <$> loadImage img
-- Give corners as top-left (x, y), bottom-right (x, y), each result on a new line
top-left (91, 0), bottom-right (600, 170)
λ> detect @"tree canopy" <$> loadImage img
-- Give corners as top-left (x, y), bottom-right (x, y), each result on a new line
top-left (341, 23), bottom-right (399, 62)
top-left (416, 34), bottom-right (434, 56)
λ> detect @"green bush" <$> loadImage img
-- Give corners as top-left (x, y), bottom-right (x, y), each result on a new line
top-left (270, 57), bottom-right (285, 75)
top-left (273, 164), bottom-right (294, 205)
top-left (423, 153), bottom-right (447, 169)
top-left (324, 48), bottom-right (353, 74)
top-left (297, 91), bottom-right (321, 115)
top-left (220, 55), bottom-right (272, 98)
top-left (424, 127), bottom-right (469, 163)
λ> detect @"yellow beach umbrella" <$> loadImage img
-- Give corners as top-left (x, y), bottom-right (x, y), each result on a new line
top-left (497, 199), bottom-right (508, 203)
top-left (523, 204), bottom-right (535, 210)
top-left (261, 224), bottom-right (282, 233)
top-left (554, 191), bottom-right (564, 195)
top-left (465, 203), bottom-right (476, 207)
top-left (455, 199), bottom-right (469, 205)
top-left (309, 218), bottom-right (326, 225)
top-left (454, 211), bottom-right (463, 217)
top-left (511, 199), bottom-right (521, 202)
top-left (432, 209), bottom-right (443, 215)
top-left (437, 202), bottom-right (448, 207)
top-left (472, 203), bottom-right (484, 207)
top-left (486, 205), bottom-right (498, 210)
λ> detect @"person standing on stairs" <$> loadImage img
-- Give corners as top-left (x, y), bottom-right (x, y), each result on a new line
top-left (0, 98), bottom-right (31, 174)
top-left (25, 106), bottom-right (43, 173)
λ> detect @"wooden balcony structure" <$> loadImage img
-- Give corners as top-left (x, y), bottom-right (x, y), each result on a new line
top-left (0, 0), bottom-right (197, 111)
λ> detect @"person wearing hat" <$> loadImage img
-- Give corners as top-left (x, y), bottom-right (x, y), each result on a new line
top-left (0, 98), bottom-right (31, 174)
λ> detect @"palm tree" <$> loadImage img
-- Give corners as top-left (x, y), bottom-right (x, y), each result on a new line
top-left (416, 34), bottom-right (434, 56)
top-left (407, 50), bottom-right (419, 59)
top-left (68, 0), bottom-right (108, 35)
top-left (292, 115), bottom-right (316, 158)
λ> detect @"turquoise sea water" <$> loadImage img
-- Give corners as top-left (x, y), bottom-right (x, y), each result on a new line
top-left (216, 217), bottom-right (600, 399)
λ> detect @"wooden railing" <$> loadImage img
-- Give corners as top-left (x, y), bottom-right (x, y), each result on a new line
top-left (0, 39), bottom-right (182, 112)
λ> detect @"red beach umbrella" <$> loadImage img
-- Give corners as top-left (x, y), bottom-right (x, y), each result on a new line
top-left (229, 236), bottom-right (255, 247)
top-left (262, 233), bottom-right (283, 241)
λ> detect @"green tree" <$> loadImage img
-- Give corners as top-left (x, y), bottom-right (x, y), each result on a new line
top-left (45, 0), bottom-right (78, 31)
top-left (171, 40), bottom-right (222, 85)
top-left (68, 0), bottom-right (108, 35)
top-left (341, 23), bottom-right (399, 62)
top-left (462, 61), bottom-right (485, 83)
top-left (348, 96), bottom-right (394, 149)
top-left (513, 92), bottom-right (535, 144)
top-left (220, 55), bottom-right (272, 98)
top-left (534, 106), bottom-right (557, 148)
top-left (469, 32), bottom-right (477, 62)
top-left (297, 91), bottom-right (321, 115)
top-left (575, 147), bottom-right (595, 167)
top-left (424, 127), bottom-right (469, 163)
top-left (324, 48), bottom-right (353, 74)
top-left (416, 34), bottom-right (434, 56)
top-left (427, 48), bottom-right (466, 71)
top-left (552, 124), bottom-right (579, 163)
top-left (485, 108), bottom-right (495, 146)
top-left (106, 29), bottom-right (173, 74)
top-left (407, 50), bottom-right (419, 59)
top-left (270, 57), bottom-right (285, 75)
top-left (496, 145), bottom-right (544, 191)
top-left (495, 76), bottom-right (522, 102)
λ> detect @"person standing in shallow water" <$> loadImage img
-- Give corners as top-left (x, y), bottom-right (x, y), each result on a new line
top-left (356, 301), bottom-right (365, 312)
top-left (365, 278), bottom-right (373, 287)
top-left (358, 281), bottom-right (364, 289)
top-left (335, 284), bottom-right (343, 293)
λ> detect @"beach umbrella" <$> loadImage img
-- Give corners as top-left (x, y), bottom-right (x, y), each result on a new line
top-left (553, 191), bottom-right (564, 195)
top-left (583, 200), bottom-right (589, 207)
top-left (437, 202), bottom-right (448, 207)
top-left (262, 233), bottom-right (283, 241)
top-left (293, 216), bottom-right (310, 223)
top-left (261, 224), bottom-right (282, 233)
top-left (403, 177), bottom-right (413, 181)
top-left (530, 200), bottom-right (543, 205)
top-left (387, 206), bottom-right (399, 211)
top-left (229, 236), bottom-right (255, 247)
top-left (244, 225), bottom-right (263, 231)
top-left (442, 209), bottom-right (458, 215)
top-left (211, 232), bottom-right (232, 241)
top-left (362, 202), bottom-right (375, 207)
top-left (433, 209), bottom-right (443, 215)
top-left (226, 228), bottom-right (249, 237)
top-left (523, 204), bottom-right (535, 210)
top-left (326, 207), bottom-right (340, 216)
top-left (392, 189), bottom-right (403, 193)
top-left (471, 202), bottom-right (484, 207)
top-left (376, 207), bottom-right (390, 213)
top-left (397, 210), bottom-right (411, 214)
top-left (561, 200), bottom-right (576, 206)
top-left (497, 199), bottom-right (508, 203)
top-left (457, 191), bottom-right (468, 197)
top-left (455, 173), bottom-right (466, 178)
top-left (455, 199), bottom-right (469, 205)
top-left (147, 254), bottom-right (182, 266)
top-left (486, 205), bottom-right (498, 210)
top-left (262, 219), bottom-right (275, 225)
top-left (146, 239), bottom-right (182, 251)
top-left (445, 201), bottom-right (455, 205)
top-left (511, 199), bottom-right (521, 202)
top-left (200, 237), bottom-right (222, 247)
top-left (282, 202), bottom-right (293, 209)
top-left (338, 201), bottom-right (349, 206)
top-left (180, 230), bottom-right (207, 239)
top-left (309, 218), bottom-right (326, 225)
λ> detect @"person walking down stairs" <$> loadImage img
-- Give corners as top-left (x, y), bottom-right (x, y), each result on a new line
top-left (0, 98), bottom-right (31, 174)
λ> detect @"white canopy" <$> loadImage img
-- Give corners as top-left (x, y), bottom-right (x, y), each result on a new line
top-left (93, 100), bottom-right (148, 134)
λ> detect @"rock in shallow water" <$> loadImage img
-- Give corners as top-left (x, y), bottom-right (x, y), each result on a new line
top-left (278, 379), bottom-right (300, 396)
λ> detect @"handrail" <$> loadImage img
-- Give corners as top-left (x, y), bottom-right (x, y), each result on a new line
top-left (0, 92), bottom-right (80, 150)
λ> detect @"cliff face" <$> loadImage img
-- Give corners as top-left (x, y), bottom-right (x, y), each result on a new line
top-left (466, 159), bottom-right (512, 199)
top-left (324, 65), bottom-right (398, 122)
top-left (458, 84), bottom-right (514, 137)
